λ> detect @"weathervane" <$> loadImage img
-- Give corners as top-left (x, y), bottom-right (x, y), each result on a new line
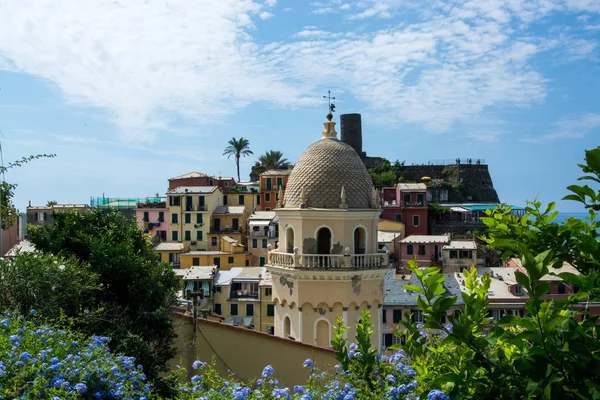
top-left (323, 90), bottom-right (336, 121)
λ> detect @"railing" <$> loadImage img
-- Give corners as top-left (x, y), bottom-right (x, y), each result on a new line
top-left (382, 200), bottom-right (424, 207)
top-left (427, 159), bottom-right (486, 165)
top-left (211, 227), bottom-right (242, 234)
top-left (185, 205), bottom-right (207, 211)
top-left (270, 252), bottom-right (294, 267)
top-left (230, 291), bottom-right (259, 299)
top-left (170, 262), bottom-right (180, 269)
top-left (249, 230), bottom-right (277, 239)
top-left (269, 251), bottom-right (388, 270)
top-left (302, 254), bottom-right (344, 268)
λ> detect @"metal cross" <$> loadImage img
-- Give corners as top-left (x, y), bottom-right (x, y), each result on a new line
top-left (323, 90), bottom-right (336, 114)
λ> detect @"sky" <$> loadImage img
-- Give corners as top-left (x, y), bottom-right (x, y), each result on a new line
top-left (0, 0), bottom-right (599, 213)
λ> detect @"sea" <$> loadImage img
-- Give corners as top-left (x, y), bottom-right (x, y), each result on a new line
top-left (554, 212), bottom-right (591, 224)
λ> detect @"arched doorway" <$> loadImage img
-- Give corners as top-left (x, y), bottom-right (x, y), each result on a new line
top-left (315, 319), bottom-right (331, 347)
top-left (283, 315), bottom-right (291, 338)
top-left (317, 227), bottom-right (331, 255)
top-left (286, 227), bottom-right (295, 253)
top-left (354, 226), bottom-right (366, 254)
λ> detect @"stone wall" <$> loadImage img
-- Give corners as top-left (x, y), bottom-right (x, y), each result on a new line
top-left (170, 312), bottom-right (337, 387)
top-left (402, 164), bottom-right (500, 203)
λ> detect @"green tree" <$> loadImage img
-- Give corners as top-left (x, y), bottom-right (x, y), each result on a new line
top-left (0, 154), bottom-right (55, 230)
top-left (250, 150), bottom-right (291, 181)
top-left (370, 170), bottom-right (397, 188)
top-left (27, 209), bottom-right (179, 392)
top-left (46, 200), bottom-right (58, 207)
top-left (395, 146), bottom-right (600, 399)
top-left (0, 251), bottom-right (99, 318)
top-left (223, 137), bottom-right (253, 182)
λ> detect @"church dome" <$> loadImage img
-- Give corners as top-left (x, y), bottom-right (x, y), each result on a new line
top-left (283, 116), bottom-right (374, 209)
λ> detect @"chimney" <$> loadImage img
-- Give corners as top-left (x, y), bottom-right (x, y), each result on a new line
top-left (340, 113), bottom-right (366, 161)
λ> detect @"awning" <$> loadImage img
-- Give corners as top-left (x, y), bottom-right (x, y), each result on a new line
top-left (243, 317), bottom-right (254, 327)
top-left (234, 317), bottom-right (244, 326)
top-left (225, 317), bottom-right (234, 325)
top-left (450, 207), bottom-right (469, 212)
top-left (185, 282), bottom-right (194, 291)
top-left (249, 221), bottom-right (270, 227)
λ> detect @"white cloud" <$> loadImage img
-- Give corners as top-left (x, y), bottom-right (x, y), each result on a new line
top-left (520, 113), bottom-right (600, 143)
top-left (0, 0), bottom-right (598, 142)
top-left (259, 11), bottom-right (274, 20)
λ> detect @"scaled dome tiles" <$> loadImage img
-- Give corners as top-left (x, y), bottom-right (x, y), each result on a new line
top-left (283, 137), bottom-right (374, 209)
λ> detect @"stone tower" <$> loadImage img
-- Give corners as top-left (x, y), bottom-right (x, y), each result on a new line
top-left (266, 113), bottom-right (390, 350)
top-left (340, 113), bottom-right (366, 161)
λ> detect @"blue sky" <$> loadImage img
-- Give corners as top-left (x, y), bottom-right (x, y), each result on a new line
top-left (0, 0), bottom-right (599, 213)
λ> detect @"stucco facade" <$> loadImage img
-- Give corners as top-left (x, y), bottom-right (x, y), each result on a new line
top-left (135, 200), bottom-right (168, 241)
top-left (266, 114), bottom-right (390, 350)
top-left (167, 186), bottom-right (222, 248)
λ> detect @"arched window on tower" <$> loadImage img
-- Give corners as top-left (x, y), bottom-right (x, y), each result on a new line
top-left (316, 227), bottom-right (332, 255)
top-left (286, 227), bottom-right (295, 253)
top-left (283, 315), bottom-right (292, 338)
top-left (354, 226), bottom-right (367, 254)
top-left (315, 319), bottom-right (331, 347)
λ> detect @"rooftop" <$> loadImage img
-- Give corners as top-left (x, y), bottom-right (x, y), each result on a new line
top-left (28, 204), bottom-right (90, 210)
top-left (168, 186), bottom-right (219, 194)
top-left (222, 236), bottom-right (244, 247)
top-left (384, 270), bottom-right (463, 306)
top-left (214, 267), bottom-right (269, 286)
top-left (169, 172), bottom-right (209, 180)
top-left (182, 250), bottom-right (247, 256)
top-left (154, 242), bottom-right (185, 251)
top-left (378, 231), bottom-right (402, 243)
top-left (443, 241), bottom-right (477, 250)
top-left (183, 266), bottom-right (217, 281)
top-left (398, 183), bottom-right (427, 191)
top-left (4, 240), bottom-right (36, 257)
top-left (260, 169), bottom-right (293, 176)
top-left (401, 235), bottom-right (450, 244)
top-left (213, 206), bottom-right (246, 215)
top-left (455, 268), bottom-right (528, 300)
top-left (249, 211), bottom-right (277, 220)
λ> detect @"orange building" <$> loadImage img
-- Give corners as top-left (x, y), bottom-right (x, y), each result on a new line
top-left (259, 170), bottom-right (292, 211)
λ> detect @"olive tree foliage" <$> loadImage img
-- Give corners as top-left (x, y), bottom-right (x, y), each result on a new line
top-left (26, 209), bottom-right (179, 390)
top-left (395, 147), bottom-right (600, 399)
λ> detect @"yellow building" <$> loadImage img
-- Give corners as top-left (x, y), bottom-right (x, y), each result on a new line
top-left (377, 219), bottom-right (405, 268)
top-left (212, 267), bottom-right (274, 334)
top-left (154, 242), bottom-right (187, 268)
top-left (247, 211), bottom-right (278, 266)
top-left (208, 206), bottom-right (249, 250)
top-left (167, 186), bottom-right (222, 249)
top-left (266, 112), bottom-right (390, 349)
top-left (224, 191), bottom-right (262, 215)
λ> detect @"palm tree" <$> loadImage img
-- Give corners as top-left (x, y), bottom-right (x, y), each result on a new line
top-left (250, 150), bottom-right (291, 181)
top-left (223, 137), bottom-right (253, 182)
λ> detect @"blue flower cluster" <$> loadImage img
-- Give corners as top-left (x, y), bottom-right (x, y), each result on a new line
top-left (174, 354), bottom-right (451, 400)
top-left (0, 311), bottom-right (151, 399)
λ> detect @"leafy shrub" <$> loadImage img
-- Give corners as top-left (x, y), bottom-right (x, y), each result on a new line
top-left (396, 147), bottom-right (600, 399)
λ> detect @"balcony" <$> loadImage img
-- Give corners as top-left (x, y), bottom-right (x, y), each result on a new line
top-left (268, 251), bottom-right (389, 270)
top-left (185, 204), bottom-right (208, 212)
top-left (229, 290), bottom-right (259, 300)
top-left (210, 227), bottom-right (243, 234)
top-left (170, 262), bottom-right (180, 269)
top-left (249, 230), bottom-right (278, 239)
top-left (381, 200), bottom-right (425, 208)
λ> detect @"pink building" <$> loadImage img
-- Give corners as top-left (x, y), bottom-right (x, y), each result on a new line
top-left (398, 234), bottom-right (450, 271)
top-left (135, 199), bottom-right (168, 241)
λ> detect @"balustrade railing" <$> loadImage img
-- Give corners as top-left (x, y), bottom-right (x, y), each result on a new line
top-left (270, 252), bottom-right (294, 267)
top-left (268, 251), bottom-right (388, 269)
